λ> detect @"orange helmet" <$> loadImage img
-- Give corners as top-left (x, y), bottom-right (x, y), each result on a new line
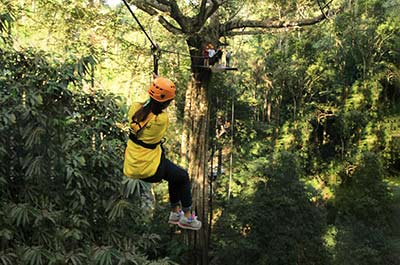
top-left (148, 77), bottom-right (176, 102)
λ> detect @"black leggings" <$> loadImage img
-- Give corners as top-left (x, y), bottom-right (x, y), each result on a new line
top-left (142, 156), bottom-right (192, 211)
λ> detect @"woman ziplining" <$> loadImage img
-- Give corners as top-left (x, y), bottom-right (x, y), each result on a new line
top-left (120, 0), bottom-right (202, 231)
top-left (123, 76), bottom-right (202, 231)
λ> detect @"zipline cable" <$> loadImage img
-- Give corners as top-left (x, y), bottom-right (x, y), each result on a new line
top-left (316, 0), bottom-right (334, 18)
top-left (122, 0), bottom-right (161, 74)
top-left (122, 0), bottom-right (157, 48)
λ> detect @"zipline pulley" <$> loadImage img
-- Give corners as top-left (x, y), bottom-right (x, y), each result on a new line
top-left (151, 44), bottom-right (161, 75)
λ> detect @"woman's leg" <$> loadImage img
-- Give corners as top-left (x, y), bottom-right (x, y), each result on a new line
top-left (142, 156), bottom-right (192, 212)
top-left (163, 159), bottom-right (192, 212)
top-left (143, 156), bottom-right (201, 229)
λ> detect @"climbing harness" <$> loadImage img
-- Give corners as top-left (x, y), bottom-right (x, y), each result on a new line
top-left (130, 111), bottom-right (154, 134)
top-left (122, 0), bottom-right (161, 75)
top-left (129, 112), bottom-right (162, 149)
top-left (129, 134), bottom-right (161, 149)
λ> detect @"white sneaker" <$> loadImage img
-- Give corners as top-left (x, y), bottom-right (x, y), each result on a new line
top-left (178, 213), bottom-right (202, 231)
top-left (168, 210), bottom-right (183, 224)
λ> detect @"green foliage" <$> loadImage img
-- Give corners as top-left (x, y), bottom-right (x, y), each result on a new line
top-left (0, 1), bottom-right (15, 45)
top-left (213, 152), bottom-right (330, 265)
top-left (335, 152), bottom-right (392, 265)
top-left (0, 47), bottom-right (175, 264)
top-left (211, 0), bottom-right (400, 264)
top-left (336, 153), bottom-right (390, 226)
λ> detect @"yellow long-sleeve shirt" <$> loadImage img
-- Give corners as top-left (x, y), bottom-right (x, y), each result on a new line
top-left (123, 102), bottom-right (168, 179)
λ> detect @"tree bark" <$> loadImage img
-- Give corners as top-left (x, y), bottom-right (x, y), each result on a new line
top-left (180, 84), bottom-right (192, 167)
top-left (182, 37), bottom-right (212, 265)
top-left (185, 72), bottom-right (211, 265)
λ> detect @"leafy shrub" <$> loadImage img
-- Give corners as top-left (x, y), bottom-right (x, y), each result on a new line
top-left (0, 47), bottom-right (176, 264)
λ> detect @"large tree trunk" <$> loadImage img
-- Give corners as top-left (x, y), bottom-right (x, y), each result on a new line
top-left (188, 74), bottom-right (210, 265)
top-left (181, 36), bottom-right (213, 265)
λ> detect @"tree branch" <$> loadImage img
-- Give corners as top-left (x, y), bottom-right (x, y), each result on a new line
top-left (192, 0), bottom-right (225, 33)
top-left (220, 7), bottom-right (344, 36)
top-left (224, 28), bottom-right (303, 36)
top-left (141, 0), bottom-right (170, 13)
top-left (130, 0), bottom-right (193, 33)
top-left (198, 0), bottom-right (208, 23)
top-left (167, 1), bottom-right (184, 21)
top-left (221, 15), bottom-right (324, 34)
top-left (156, 0), bottom-right (171, 5)
top-left (204, 0), bottom-right (224, 21)
top-left (128, 0), bottom-right (183, 34)
top-left (157, 16), bottom-right (184, 34)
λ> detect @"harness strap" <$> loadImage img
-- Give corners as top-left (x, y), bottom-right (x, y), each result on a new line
top-left (130, 112), bottom-right (155, 134)
top-left (129, 133), bottom-right (161, 149)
